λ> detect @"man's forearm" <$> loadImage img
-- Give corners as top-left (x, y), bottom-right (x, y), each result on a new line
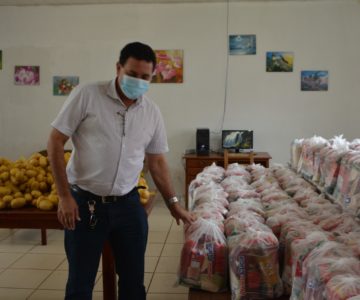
top-left (148, 157), bottom-right (176, 202)
top-left (47, 137), bottom-right (71, 198)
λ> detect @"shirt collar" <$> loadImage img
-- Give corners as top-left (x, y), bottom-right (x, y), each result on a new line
top-left (106, 78), bottom-right (144, 108)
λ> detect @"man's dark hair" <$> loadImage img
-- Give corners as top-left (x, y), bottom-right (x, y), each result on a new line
top-left (119, 42), bottom-right (157, 71)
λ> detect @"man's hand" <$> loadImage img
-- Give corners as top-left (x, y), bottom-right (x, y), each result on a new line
top-left (57, 196), bottom-right (81, 230)
top-left (169, 203), bottom-right (196, 226)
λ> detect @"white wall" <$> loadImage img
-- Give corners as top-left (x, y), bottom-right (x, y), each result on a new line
top-left (0, 1), bottom-right (359, 196)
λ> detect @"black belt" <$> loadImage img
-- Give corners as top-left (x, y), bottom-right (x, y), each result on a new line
top-left (70, 184), bottom-right (143, 203)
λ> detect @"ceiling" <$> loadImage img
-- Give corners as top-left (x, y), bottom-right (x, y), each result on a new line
top-left (0, 0), bottom-right (350, 6)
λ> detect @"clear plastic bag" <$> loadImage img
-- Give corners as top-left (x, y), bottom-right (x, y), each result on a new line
top-left (229, 211), bottom-right (266, 225)
top-left (261, 190), bottom-right (291, 203)
top-left (318, 213), bottom-right (360, 233)
top-left (228, 229), bottom-right (283, 300)
top-left (289, 231), bottom-right (330, 300)
top-left (266, 213), bottom-right (306, 239)
top-left (298, 136), bottom-right (329, 180)
top-left (201, 162), bottom-right (225, 183)
top-left (290, 139), bottom-right (304, 170)
top-left (324, 275), bottom-right (360, 300)
top-left (333, 152), bottom-right (360, 209)
top-left (189, 180), bottom-right (227, 210)
top-left (227, 199), bottom-right (265, 218)
top-left (293, 188), bottom-right (319, 205)
top-left (248, 164), bottom-right (269, 181)
top-left (303, 256), bottom-right (360, 300)
top-left (178, 218), bottom-right (228, 292)
top-left (279, 221), bottom-right (316, 293)
top-left (224, 163), bottom-right (251, 182)
top-left (225, 215), bottom-right (270, 237)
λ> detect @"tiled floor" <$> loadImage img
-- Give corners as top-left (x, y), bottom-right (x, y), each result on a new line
top-left (0, 200), bottom-right (188, 299)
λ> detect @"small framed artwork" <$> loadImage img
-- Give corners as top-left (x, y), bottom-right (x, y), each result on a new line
top-left (301, 71), bottom-right (328, 91)
top-left (0, 50), bottom-right (2, 70)
top-left (229, 35), bottom-right (256, 55)
top-left (53, 76), bottom-right (79, 96)
top-left (152, 50), bottom-right (183, 83)
top-left (266, 51), bottom-right (294, 72)
top-left (14, 66), bottom-right (40, 85)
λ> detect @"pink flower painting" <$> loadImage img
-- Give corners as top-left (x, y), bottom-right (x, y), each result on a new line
top-left (152, 50), bottom-right (183, 83)
top-left (14, 66), bottom-right (40, 85)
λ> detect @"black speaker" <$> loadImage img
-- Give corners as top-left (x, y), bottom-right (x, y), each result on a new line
top-left (196, 128), bottom-right (210, 156)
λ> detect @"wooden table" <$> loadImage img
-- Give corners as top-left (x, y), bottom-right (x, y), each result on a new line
top-left (0, 198), bottom-right (156, 300)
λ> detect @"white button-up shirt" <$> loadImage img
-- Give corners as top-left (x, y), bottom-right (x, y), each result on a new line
top-left (51, 78), bottom-right (169, 196)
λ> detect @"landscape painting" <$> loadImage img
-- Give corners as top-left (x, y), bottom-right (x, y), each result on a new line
top-left (229, 35), bottom-right (256, 55)
top-left (301, 71), bottom-right (328, 91)
top-left (266, 51), bottom-right (294, 72)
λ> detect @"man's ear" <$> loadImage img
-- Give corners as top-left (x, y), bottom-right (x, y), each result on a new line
top-left (116, 62), bottom-right (122, 74)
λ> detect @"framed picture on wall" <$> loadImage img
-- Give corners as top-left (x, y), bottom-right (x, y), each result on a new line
top-left (301, 71), bottom-right (328, 91)
top-left (14, 66), bottom-right (40, 85)
top-left (151, 50), bottom-right (183, 83)
top-left (266, 51), bottom-right (294, 72)
top-left (53, 76), bottom-right (79, 96)
top-left (229, 35), bottom-right (256, 55)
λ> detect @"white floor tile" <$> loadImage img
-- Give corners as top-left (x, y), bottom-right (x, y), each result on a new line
top-left (46, 229), bottom-right (65, 241)
top-left (166, 231), bottom-right (184, 244)
top-left (28, 289), bottom-right (65, 299)
top-left (0, 240), bottom-right (35, 253)
top-left (148, 231), bottom-right (168, 243)
top-left (145, 256), bottom-right (159, 273)
top-left (0, 269), bottom-right (51, 288)
top-left (170, 221), bottom-right (185, 233)
top-left (93, 291), bottom-right (104, 300)
top-left (148, 273), bottom-right (188, 294)
top-left (155, 256), bottom-right (180, 274)
top-left (30, 239), bottom-right (65, 255)
top-left (147, 293), bottom-right (189, 300)
top-left (30, 289), bottom-right (104, 299)
top-left (11, 253), bottom-right (65, 270)
top-left (94, 273), bottom-right (103, 292)
top-left (162, 243), bottom-right (183, 257)
top-left (6, 229), bottom-right (42, 244)
top-left (0, 229), bottom-right (13, 241)
top-left (148, 216), bottom-right (173, 232)
top-left (0, 287), bottom-right (33, 299)
top-left (0, 252), bottom-right (23, 269)
top-left (145, 243), bottom-right (164, 257)
top-left (145, 272), bottom-right (152, 291)
top-left (37, 270), bottom-right (67, 290)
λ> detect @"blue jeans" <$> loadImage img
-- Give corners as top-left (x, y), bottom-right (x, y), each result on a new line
top-left (65, 187), bottom-right (148, 300)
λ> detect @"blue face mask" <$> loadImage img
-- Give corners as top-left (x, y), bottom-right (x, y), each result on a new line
top-left (120, 74), bottom-right (150, 100)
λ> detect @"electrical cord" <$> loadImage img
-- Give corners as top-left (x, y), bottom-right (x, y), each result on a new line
top-left (219, 0), bottom-right (230, 133)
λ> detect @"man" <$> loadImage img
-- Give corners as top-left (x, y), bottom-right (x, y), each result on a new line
top-left (47, 42), bottom-right (195, 300)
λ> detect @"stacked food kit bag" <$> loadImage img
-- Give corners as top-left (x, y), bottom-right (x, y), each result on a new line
top-left (292, 135), bottom-right (360, 216)
top-left (257, 163), bottom-right (360, 300)
top-left (179, 163), bottom-right (283, 298)
top-left (179, 163), bottom-right (229, 292)
top-left (181, 150), bottom-right (360, 299)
